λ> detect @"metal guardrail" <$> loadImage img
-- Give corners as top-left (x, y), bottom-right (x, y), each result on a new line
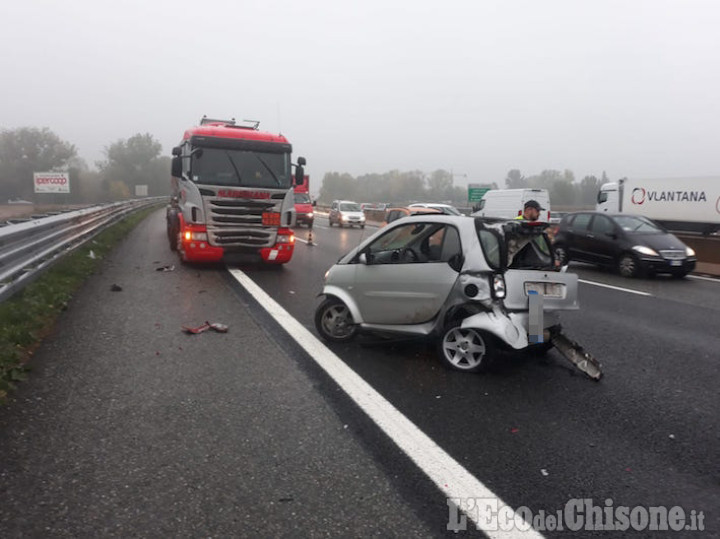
top-left (0, 198), bottom-right (163, 303)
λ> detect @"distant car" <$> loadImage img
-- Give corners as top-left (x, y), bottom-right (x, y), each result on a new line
top-left (408, 203), bottom-right (462, 216)
top-left (329, 200), bottom-right (366, 228)
top-left (553, 212), bottom-right (697, 278)
top-left (382, 206), bottom-right (442, 227)
top-left (294, 191), bottom-right (314, 228)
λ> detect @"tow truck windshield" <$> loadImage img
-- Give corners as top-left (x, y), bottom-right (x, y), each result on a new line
top-left (191, 148), bottom-right (291, 189)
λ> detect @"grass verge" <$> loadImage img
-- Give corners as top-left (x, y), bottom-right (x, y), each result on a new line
top-left (0, 205), bottom-right (159, 402)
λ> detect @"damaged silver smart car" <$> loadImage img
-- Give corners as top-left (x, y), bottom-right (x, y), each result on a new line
top-left (314, 215), bottom-right (601, 380)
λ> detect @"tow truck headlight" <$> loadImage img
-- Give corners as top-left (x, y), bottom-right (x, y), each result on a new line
top-left (632, 245), bottom-right (659, 257)
top-left (686, 246), bottom-right (696, 257)
top-left (276, 233), bottom-right (295, 244)
top-left (491, 274), bottom-right (506, 299)
top-left (308, 211), bottom-right (314, 217)
top-left (184, 231), bottom-right (208, 241)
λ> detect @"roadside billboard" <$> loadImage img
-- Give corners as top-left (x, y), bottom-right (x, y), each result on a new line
top-left (34, 172), bottom-right (70, 194)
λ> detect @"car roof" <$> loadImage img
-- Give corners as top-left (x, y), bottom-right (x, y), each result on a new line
top-left (387, 206), bottom-right (442, 214)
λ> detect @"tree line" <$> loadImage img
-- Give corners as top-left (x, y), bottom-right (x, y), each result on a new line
top-left (0, 127), bottom-right (170, 204)
top-left (319, 168), bottom-right (613, 208)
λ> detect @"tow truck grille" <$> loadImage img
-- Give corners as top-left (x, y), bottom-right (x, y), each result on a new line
top-left (203, 197), bottom-right (280, 248)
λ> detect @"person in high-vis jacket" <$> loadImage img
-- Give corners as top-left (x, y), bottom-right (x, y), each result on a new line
top-left (513, 200), bottom-right (561, 269)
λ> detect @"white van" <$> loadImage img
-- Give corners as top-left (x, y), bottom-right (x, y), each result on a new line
top-left (471, 189), bottom-right (551, 222)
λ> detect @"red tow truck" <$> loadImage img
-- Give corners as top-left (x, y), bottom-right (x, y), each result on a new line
top-left (167, 117), bottom-right (306, 265)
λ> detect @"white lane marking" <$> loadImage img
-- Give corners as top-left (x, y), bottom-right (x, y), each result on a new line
top-left (295, 237), bottom-right (308, 244)
top-left (688, 274), bottom-right (720, 283)
top-left (578, 279), bottom-right (652, 297)
top-left (228, 268), bottom-right (544, 539)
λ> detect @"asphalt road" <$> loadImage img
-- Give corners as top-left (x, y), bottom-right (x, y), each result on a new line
top-left (1, 210), bottom-right (717, 537)
top-left (241, 216), bottom-right (719, 537)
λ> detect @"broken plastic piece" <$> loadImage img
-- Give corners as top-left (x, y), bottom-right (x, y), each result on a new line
top-left (110, 284), bottom-right (123, 292)
top-left (182, 321), bottom-right (228, 334)
top-left (551, 332), bottom-right (603, 381)
top-left (156, 265), bottom-right (175, 272)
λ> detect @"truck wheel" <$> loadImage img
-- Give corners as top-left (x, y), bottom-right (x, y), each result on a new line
top-left (438, 324), bottom-right (496, 373)
top-left (618, 253), bottom-right (639, 278)
top-left (314, 297), bottom-right (357, 343)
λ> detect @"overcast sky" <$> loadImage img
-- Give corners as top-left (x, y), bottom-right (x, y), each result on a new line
top-left (2, 0), bottom-right (719, 190)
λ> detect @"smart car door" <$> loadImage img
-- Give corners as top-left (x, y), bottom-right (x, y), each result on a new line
top-left (352, 223), bottom-right (461, 325)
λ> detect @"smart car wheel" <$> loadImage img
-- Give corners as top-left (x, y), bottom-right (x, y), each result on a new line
top-left (438, 326), bottom-right (495, 373)
top-left (314, 297), bottom-right (358, 343)
top-left (618, 253), bottom-right (639, 278)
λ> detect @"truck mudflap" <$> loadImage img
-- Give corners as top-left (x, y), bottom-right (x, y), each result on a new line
top-left (551, 332), bottom-right (603, 381)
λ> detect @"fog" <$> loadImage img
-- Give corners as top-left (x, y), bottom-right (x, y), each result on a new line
top-left (2, 0), bottom-right (719, 191)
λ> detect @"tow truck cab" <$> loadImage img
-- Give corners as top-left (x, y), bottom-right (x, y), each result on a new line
top-left (168, 117), bottom-right (306, 264)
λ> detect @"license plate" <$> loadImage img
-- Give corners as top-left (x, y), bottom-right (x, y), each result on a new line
top-left (524, 282), bottom-right (566, 298)
top-left (670, 260), bottom-right (682, 266)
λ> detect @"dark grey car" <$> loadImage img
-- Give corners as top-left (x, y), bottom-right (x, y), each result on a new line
top-left (553, 212), bottom-right (697, 278)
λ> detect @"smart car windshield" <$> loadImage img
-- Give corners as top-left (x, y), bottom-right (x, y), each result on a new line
top-left (340, 203), bottom-right (361, 211)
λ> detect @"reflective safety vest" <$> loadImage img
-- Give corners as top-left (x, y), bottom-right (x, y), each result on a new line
top-left (514, 216), bottom-right (551, 255)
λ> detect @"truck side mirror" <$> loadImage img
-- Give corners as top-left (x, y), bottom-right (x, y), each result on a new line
top-left (172, 146), bottom-right (182, 156)
top-left (171, 156), bottom-right (182, 178)
top-left (312, 200), bottom-right (317, 207)
top-left (294, 165), bottom-right (305, 186)
top-left (297, 156), bottom-right (306, 166)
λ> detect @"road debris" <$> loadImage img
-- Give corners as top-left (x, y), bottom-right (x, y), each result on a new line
top-left (110, 284), bottom-right (123, 292)
top-left (88, 250), bottom-right (96, 259)
top-left (551, 332), bottom-right (603, 381)
top-left (540, 469), bottom-right (549, 477)
top-left (182, 321), bottom-right (229, 334)
top-left (155, 265), bottom-right (175, 272)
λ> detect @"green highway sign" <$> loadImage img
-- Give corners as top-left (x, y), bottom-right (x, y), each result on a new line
top-left (468, 185), bottom-right (491, 203)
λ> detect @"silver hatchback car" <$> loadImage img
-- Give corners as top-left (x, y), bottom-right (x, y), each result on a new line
top-left (315, 215), bottom-right (584, 373)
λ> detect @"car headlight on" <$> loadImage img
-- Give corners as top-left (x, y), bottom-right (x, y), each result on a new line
top-left (491, 274), bottom-right (506, 299)
top-left (686, 246), bottom-right (696, 257)
top-left (632, 245), bottom-right (660, 257)
top-left (308, 212), bottom-right (314, 217)
top-left (359, 215), bottom-right (366, 221)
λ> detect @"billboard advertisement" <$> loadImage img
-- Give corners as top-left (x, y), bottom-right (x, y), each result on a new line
top-left (34, 172), bottom-right (70, 194)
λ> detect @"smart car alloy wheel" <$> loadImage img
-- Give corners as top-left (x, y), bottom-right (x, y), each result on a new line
top-left (439, 325), bottom-right (495, 372)
top-left (314, 298), bottom-right (358, 342)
